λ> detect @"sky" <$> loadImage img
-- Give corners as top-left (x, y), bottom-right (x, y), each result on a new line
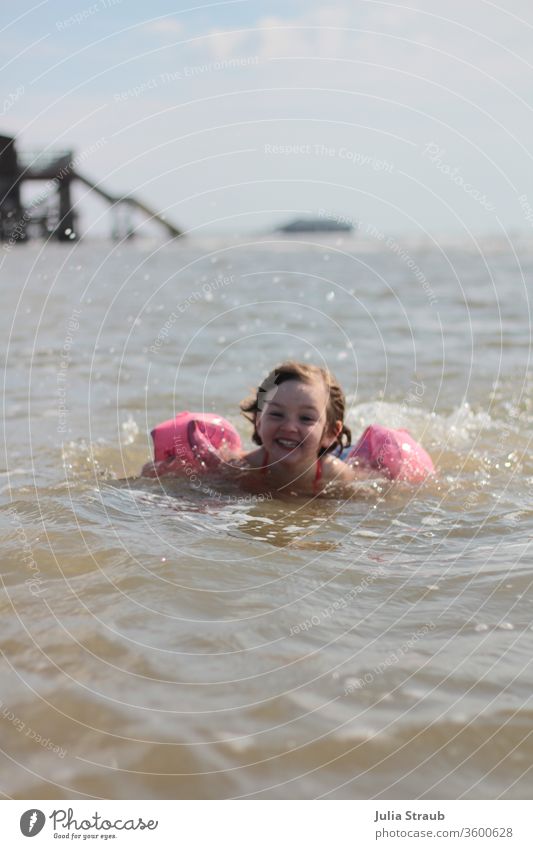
top-left (2, 0), bottom-right (533, 238)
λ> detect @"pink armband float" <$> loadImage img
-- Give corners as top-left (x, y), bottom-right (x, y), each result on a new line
top-left (343, 424), bottom-right (435, 483)
top-left (151, 411), bottom-right (242, 469)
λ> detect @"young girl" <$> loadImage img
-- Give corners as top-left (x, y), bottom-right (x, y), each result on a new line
top-left (234, 361), bottom-right (358, 494)
top-left (141, 361), bottom-right (435, 492)
top-left (142, 361), bottom-right (359, 495)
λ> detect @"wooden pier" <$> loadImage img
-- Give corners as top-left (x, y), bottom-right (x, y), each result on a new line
top-left (0, 134), bottom-right (182, 243)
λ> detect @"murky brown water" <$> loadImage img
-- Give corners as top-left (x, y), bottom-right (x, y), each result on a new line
top-left (1, 235), bottom-right (532, 798)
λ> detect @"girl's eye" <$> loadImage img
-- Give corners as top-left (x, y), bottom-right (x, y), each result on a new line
top-left (301, 416), bottom-right (316, 423)
top-left (268, 411), bottom-right (283, 418)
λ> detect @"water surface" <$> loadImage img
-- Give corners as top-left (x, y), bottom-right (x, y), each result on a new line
top-left (1, 234), bottom-right (532, 798)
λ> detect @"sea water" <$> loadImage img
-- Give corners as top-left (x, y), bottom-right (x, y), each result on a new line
top-left (1, 234), bottom-right (532, 798)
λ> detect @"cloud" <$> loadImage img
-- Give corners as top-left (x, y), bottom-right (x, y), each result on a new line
top-left (142, 18), bottom-right (184, 37)
top-left (198, 0), bottom-right (533, 93)
top-left (206, 27), bottom-right (249, 60)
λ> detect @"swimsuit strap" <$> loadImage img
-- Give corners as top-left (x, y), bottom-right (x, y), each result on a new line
top-left (313, 457), bottom-right (322, 493)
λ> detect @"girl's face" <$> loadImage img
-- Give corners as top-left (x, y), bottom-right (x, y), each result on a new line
top-left (255, 378), bottom-right (341, 468)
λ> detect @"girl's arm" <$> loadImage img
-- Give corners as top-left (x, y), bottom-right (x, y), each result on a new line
top-left (322, 454), bottom-right (369, 486)
top-left (141, 458), bottom-right (187, 477)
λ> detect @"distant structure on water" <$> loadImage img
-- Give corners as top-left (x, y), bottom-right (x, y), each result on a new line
top-left (276, 214), bottom-right (355, 234)
top-left (0, 134), bottom-right (182, 244)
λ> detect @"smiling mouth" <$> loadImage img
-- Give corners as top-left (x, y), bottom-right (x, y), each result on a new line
top-left (275, 438), bottom-right (300, 449)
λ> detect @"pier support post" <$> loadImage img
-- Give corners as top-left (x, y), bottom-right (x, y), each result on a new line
top-left (55, 177), bottom-right (77, 241)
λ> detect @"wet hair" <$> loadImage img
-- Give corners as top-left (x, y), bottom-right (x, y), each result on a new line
top-left (240, 361), bottom-right (351, 455)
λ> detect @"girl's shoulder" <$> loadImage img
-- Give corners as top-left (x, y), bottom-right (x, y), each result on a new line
top-left (320, 453), bottom-right (359, 485)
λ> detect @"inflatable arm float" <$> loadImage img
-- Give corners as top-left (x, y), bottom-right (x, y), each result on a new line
top-left (341, 424), bottom-right (435, 483)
